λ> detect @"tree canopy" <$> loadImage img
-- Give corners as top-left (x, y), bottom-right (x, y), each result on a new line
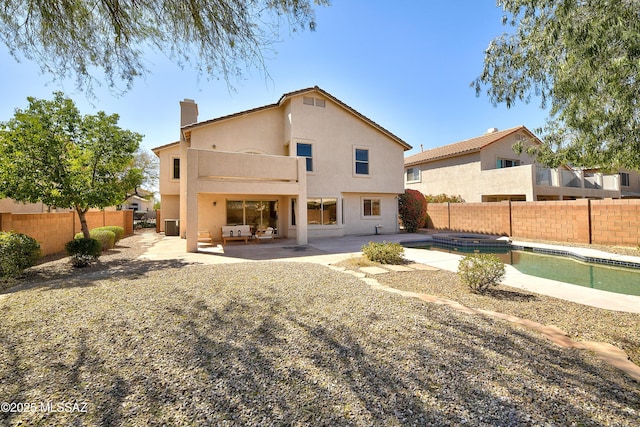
top-left (0, 92), bottom-right (143, 238)
top-left (473, 0), bottom-right (640, 170)
top-left (0, 0), bottom-right (328, 93)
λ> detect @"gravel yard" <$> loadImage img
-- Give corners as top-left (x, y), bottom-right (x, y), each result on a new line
top-left (0, 232), bottom-right (639, 426)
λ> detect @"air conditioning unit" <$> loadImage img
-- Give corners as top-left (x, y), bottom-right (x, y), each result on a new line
top-left (164, 219), bottom-right (180, 236)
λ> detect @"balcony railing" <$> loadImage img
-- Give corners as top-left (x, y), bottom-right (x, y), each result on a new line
top-left (536, 166), bottom-right (619, 191)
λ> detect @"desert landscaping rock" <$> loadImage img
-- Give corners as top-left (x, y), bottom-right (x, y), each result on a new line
top-left (0, 232), bottom-right (638, 426)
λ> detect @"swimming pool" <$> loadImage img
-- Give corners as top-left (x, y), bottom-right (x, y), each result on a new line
top-left (406, 242), bottom-right (640, 297)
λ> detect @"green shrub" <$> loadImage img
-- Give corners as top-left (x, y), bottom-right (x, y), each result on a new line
top-left (398, 189), bottom-right (427, 233)
top-left (424, 193), bottom-right (464, 203)
top-left (94, 226), bottom-right (125, 242)
top-left (0, 231), bottom-right (41, 278)
top-left (65, 238), bottom-right (102, 267)
top-left (91, 230), bottom-right (115, 251)
top-left (362, 241), bottom-right (405, 264)
top-left (457, 254), bottom-right (506, 293)
top-left (74, 229), bottom-right (116, 251)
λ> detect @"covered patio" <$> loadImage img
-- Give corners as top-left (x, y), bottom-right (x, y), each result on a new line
top-left (184, 149), bottom-right (308, 252)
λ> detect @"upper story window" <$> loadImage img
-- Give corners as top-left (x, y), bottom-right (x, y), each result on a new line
top-left (297, 143), bottom-right (313, 172)
top-left (496, 158), bottom-right (520, 169)
top-left (355, 148), bottom-right (369, 175)
top-left (620, 172), bottom-right (630, 187)
top-left (406, 167), bottom-right (420, 183)
top-left (172, 157), bottom-right (180, 179)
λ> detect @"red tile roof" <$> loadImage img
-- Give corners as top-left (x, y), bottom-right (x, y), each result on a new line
top-left (404, 125), bottom-right (539, 166)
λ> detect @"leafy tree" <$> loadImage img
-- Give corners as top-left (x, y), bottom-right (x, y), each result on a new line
top-left (0, 0), bottom-right (329, 94)
top-left (0, 92), bottom-right (143, 238)
top-left (474, 0), bottom-right (640, 170)
top-left (398, 189), bottom-right (427, 233)
top-left (121, 149), bottom-right (159, 205)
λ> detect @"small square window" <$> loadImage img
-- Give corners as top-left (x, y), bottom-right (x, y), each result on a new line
top-left (303, 96), bottom-right (314, 105)
top-left (363, 199), bottom-right (380, 216)
top-left (315, 98), bottom-right (326, 107)
top-left (406, 167), bottom-right (420, 182)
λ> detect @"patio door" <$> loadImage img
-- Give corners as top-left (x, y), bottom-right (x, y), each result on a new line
top-left (226, 200), bottom-right (278, 231)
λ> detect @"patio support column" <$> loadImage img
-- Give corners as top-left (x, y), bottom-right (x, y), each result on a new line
top-left (296, 157), bottom-right (308, 245)
top-left (186, 149), bottom-right (199, 252)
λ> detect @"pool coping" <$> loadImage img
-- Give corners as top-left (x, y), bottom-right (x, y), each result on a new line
top-left (401, 239), bottom-right (640, 314)
top-left (511, 240), bottom-right (640, 269)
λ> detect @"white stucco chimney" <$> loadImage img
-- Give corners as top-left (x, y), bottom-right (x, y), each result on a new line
top-left (180, 99), bottom-right (199, 128)
top-left (486, 127), bottom-right (499, 134)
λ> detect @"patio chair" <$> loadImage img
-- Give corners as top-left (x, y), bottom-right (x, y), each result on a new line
top-left (255, 227), bottom-right (274, 243)
top-left (197, 230), bottom-right (213, 244)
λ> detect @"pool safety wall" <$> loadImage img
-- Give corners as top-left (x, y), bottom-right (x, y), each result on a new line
top-left (426, 199), bottom-right (640, 247)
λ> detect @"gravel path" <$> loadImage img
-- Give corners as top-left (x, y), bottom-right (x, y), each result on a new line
top-left (0, 233), bottom-right (638, 426)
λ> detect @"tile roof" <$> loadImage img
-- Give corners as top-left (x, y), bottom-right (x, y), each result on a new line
top-left (180, 86), bottom-right (412, 151)
top-left (404, 125), bottom-right (537, 166)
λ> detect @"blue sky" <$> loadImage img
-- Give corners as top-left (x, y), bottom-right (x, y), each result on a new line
top-left (0, 1), bottom-right (548, 157)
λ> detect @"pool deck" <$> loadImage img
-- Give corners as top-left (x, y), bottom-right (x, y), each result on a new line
top-left (139, 232), bottom-right (640, 314)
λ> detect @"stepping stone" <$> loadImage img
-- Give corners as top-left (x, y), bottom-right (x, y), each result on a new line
top-left (384, 265), bottom-right (414, 272)
top-left (407, 263), bottom-right (439, 271)
top-left (360, 266), bottom-right (389, 275)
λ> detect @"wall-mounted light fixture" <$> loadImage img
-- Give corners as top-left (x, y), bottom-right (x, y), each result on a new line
top-left (213, 201), bottom-right (217, 207)
top-left (212, 144), bottom-right (216, 149)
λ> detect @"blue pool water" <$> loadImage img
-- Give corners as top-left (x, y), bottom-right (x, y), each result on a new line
top-left (409, 243), bottom-right (640, 296)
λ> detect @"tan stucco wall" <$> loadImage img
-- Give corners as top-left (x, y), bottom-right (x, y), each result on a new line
top-left (156, 144), bottom-right (181, 196)
top-left (158, 195), bottom-right (180, 232)
top-left (479, 132), bottom-right (536, 171)
top-left (341, 193), bottom-right (399, 235)
top-left (190, 108), bottom-right (286, 155)
top-left (289, 95), bottom-right (405, 195)
top-left (0, 199), bottom-right (51, 214)
top-left (621, 169), bottom-right (640, 195)
top-left (406, 152), bottom-right (485, 202)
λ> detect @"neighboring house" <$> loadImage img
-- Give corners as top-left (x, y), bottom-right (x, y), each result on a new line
top-left (404, 126), bottom-right (623, 202)
top-left (1, 191), bottom-right (155, 215)
top-left (0, 198), bottom-right (54, 214)
top-left (116, 190), bottom-right (155, 213)
top-left (153, 86), bottom-right (412, 252)
top-left (618, 169), bottom-right (640, 199)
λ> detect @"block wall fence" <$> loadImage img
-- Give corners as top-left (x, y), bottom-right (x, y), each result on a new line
top-left (426, 199), bottom-right (640, 247)
top-left (0, 210), bottom-right (134, 256)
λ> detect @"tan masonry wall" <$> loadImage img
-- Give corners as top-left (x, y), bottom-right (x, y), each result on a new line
top-left (510, 200), bottom-right (590, 243)
top-left (590, 199), bottom-right (640, 246)
top-left (425, 203), bottom-right (450, 229)
top-left (1, 210), bottom-right (134, 256)
top-left (449, 202), bottom-right (511, 236)
top-left (426, 199), bottom-right (640, 247)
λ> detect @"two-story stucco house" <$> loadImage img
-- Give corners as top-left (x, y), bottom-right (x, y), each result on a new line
top-left (404, 125), bottom-right (624, 202)
top-left (153, 86), bottom-right (412, 252)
